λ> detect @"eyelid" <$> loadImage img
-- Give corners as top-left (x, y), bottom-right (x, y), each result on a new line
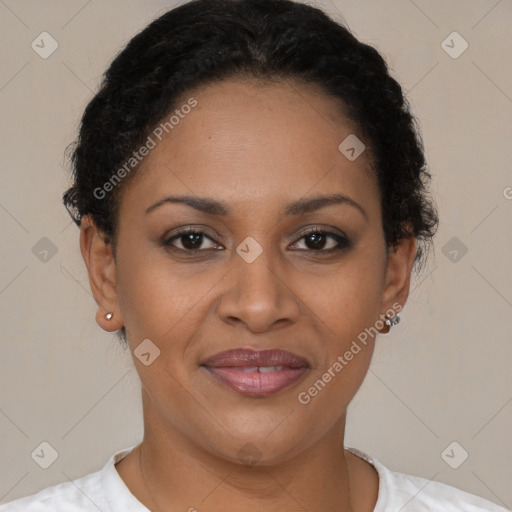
top-left (292, 225), bottom-right (348, 242)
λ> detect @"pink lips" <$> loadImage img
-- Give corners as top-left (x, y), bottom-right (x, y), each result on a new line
top-left (201, 348), bottom-right (309, 397)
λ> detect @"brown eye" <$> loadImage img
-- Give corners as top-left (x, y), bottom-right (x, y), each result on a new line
top-left (163, 229), bottom-right (221, 252)
top-left (291, 229), bottom-right (350, 253)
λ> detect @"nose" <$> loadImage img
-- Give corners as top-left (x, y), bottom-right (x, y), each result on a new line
top-left (216, 245), bottom-right (301, 333)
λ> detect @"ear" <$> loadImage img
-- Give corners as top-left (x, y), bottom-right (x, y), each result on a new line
top-left (80, 215), bottom-right (124, 332)
top-left (380, 229), bottom-right (417, 318)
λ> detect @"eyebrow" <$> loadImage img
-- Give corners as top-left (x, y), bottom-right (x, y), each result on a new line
top-left (145, 193), bottom-right (367, 220)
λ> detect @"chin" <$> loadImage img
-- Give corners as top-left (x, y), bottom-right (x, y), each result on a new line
top-left (203, 423), bottom-right (311, 467)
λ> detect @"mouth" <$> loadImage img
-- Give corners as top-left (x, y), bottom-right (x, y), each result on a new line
top-left (200, 348), bottom-right (310, 397)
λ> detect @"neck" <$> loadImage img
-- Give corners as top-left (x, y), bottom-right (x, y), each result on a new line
top-left (123, 391), bottom-right (358, 512)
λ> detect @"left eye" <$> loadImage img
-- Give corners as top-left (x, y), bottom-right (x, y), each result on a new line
top-left (290, 229), bottom-right (350, 252)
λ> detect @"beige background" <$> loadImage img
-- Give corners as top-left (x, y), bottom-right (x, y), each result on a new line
top-left (0, 0), bottom-right (511, 507)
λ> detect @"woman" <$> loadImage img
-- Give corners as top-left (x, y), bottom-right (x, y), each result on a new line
top-left (1, 0), bottom-right (507, 510)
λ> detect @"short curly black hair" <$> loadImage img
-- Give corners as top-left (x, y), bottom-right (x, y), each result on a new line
top-left (63, 0), bottom-right (439, 343)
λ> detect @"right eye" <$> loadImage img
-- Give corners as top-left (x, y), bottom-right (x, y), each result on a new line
top-left (162, 228), bottom-right (224, 253)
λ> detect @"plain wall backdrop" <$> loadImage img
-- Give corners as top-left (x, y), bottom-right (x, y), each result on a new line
top-left (0, 0), bottom-right (511, 507)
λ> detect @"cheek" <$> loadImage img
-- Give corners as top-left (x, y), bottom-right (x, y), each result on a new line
top-left (294, 274), bottom-right (379, 421)
top-left (299, 259), bottom-right (384, 340)
top-left (115, 249), bottom-right (224, 393)
top-left (291, 258), bottom-right (383, 404)
top-left (115, 245), bottom-right (199, 342)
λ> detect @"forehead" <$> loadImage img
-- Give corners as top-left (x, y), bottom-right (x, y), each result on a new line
top-left (120, 78), bottom-right (379, 217)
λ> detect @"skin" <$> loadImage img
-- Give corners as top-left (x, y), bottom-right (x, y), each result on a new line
top-left (80, 77), bottom-right (417, 512)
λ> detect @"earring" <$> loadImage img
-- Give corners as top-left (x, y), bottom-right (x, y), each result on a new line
top-left (105, 312), bottom-right (113, 320)
top-left (384, 312), bottom-right (400, 328)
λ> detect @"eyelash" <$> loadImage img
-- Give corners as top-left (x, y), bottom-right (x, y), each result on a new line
top-left (162, 227), bottom-right (351, 255)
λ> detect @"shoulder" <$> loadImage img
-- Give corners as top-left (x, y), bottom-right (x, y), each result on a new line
top-left (386, 468), bottom-right (509, 511)
top-left (0, 470), bottom-right (104, 512)
top-left (346, 447), bottom-right (510, 512)
top-left (0, 444), bottom-right (143, 512)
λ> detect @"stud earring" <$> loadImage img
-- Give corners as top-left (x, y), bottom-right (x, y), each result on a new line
top-left (384, 313), bottom-right (400, 328)
top-left (105, 312), bottom-right (113, 320)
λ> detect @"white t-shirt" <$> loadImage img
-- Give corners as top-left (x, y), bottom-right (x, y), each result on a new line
top-left (0, 444), bottom-right (508, 511)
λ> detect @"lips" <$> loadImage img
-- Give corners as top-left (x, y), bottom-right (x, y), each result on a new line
top-left (201, 348), bottom-right (309, 397)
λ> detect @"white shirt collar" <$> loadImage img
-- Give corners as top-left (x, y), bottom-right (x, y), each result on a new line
top-left (101, 443), bottom-right (149, 511)
top-left (100, 443), bottom-right (388, 511)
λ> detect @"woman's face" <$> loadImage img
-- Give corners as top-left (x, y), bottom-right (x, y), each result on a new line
top-left (86, 77), bottom-right (415, 464)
